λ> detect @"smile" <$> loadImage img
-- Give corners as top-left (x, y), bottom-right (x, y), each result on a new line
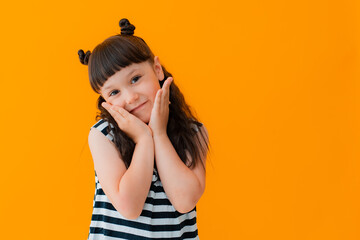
top-left (130, 101), bottom-right (147, 113)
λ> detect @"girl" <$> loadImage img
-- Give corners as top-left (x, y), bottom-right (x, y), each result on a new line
top-left (78, 18), bottom-right (209, 240)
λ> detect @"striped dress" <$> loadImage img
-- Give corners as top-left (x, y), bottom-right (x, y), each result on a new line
top-left (87, 119), bottom-right (199, 240)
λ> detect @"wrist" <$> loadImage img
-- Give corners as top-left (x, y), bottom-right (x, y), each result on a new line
top-left (153, 131), bottom-right (168, 140)
top-left (135, 132), bottom-right (153, 144)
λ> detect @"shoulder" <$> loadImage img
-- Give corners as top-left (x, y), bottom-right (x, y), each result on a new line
top-left (89, 119), bottom-right (115, 142)
top-left (88, 119), bottom-right (124, 171)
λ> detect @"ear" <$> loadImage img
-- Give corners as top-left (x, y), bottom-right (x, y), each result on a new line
top-left (153, 56), bottom-right (165, 80)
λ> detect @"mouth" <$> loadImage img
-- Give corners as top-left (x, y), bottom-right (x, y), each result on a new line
top-left (130, 101), bottom-right (148, 113)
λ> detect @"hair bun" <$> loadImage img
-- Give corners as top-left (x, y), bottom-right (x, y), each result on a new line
top-left (119, 18), bottom-right (135, 36)
top-left (78, 49), bottom-right (91, 65)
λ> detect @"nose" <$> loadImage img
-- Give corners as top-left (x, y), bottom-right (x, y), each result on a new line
top-left (124, 89), bottom-right (139, 105)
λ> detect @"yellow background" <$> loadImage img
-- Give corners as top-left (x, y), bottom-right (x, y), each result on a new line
top-left (1, 0), bottom-right (359, 239)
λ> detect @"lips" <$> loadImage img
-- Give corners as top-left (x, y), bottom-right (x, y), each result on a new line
top-left (130, 101), bottom-right (147, 113)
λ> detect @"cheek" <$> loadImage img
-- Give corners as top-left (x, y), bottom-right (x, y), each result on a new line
top-left (146, 81), bottom-right (161, 102)
top-left (151, 89), bottom-right (161, 104)
top-left (150, 89), bottom-right (158, 101)
top-left (107, 97), bottom-right (125, 108)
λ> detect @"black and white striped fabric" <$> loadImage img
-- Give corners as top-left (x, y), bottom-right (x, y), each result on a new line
top-left (87, 119), bottom-right (199, 240)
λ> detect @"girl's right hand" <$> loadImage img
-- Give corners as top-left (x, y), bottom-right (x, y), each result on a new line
top-left (101, 102), bottom-right (152, 144)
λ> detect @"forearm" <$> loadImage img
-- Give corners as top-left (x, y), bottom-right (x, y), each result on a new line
top-left (153, 134), bottom-right (202, 213)
top-left (118, 135), bottom-right (154, 218)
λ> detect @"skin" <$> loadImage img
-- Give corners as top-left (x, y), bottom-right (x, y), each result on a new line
top-left (90, 56), bottom-right (207, 218)
top-left (100, 56), bottom-right (172, 141)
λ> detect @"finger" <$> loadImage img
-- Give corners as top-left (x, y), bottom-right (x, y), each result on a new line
top-left (161, 78), bottom-right (171, 105)
top-left (167, 77), bottom-right (173, 87)
top-left (108, 108), bottom-right (124, 121)
top-left (153, 89), bottom-right (162, 112)
top-left (162, 77), bottom-right (173, 91)
top-left (112, 106), bottom-right (129, 117)
top-left (163, 77), bottom-right (173, 103)
top-left (102, 102), bottom-right (119, 119)
top-left (111, 106), bottom-right (129, 118)
top-left (101, 101), bottom-right (112, 111)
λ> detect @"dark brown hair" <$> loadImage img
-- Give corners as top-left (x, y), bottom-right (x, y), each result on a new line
top-left (78, 18), bottom-right (209, 169)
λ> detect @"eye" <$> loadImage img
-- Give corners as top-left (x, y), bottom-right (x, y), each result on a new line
top-left (109, 90), bottom-right (119, 97)
top-left (108, 76), bottom-right (141, 97)
top-left (131, 75), bottom-right (141, 84)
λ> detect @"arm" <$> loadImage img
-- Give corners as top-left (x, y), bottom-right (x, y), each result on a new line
top-left (88, 128), bottom-right (154, 219)
top-left (153, 124), bottom-right (208, 213)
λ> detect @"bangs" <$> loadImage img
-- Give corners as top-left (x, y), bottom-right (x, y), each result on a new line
top-left (88, 35), bottom-right (153, 93)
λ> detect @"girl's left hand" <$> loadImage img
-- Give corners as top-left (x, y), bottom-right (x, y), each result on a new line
top-left (148, 77), bottom-right (173, 137)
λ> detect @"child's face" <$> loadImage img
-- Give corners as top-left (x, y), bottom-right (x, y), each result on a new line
top-left (100, 57), bottom-right (164, 124)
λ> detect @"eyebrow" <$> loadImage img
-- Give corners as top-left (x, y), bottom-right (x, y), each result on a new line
top-left (102, 68), bottom-right (139, 91)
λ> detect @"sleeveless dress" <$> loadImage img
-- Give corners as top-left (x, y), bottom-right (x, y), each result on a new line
top-left (87, 119), bottom-right (200, 240)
